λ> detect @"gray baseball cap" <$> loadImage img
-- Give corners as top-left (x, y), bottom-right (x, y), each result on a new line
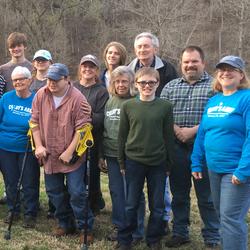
top-left (46, 63), bottom-right (69, 81)
top-left (216, 55), bottom-right (245, 71)
top-left (80, 54), bottom-right (100, 68)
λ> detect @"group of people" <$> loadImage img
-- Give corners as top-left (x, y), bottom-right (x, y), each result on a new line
top-left (0, 31), bottom-right (249, 250)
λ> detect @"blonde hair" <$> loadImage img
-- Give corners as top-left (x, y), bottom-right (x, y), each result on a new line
top-left (103, 42), bottom-right (127, 69)
top-left (109, 66), bottom-right (137, 97)
top-left (212, 69), bottom-right (250, 92)
top-left (134, 67), bottom-right (160, 83)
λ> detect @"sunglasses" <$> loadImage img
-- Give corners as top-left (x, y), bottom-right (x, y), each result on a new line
top-left (136, 80), bottom-right (158, 87)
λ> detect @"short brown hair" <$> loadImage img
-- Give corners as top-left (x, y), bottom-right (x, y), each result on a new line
top-left (7, 32), bottom-right (28, 48)
top-left (103, 42), bottom-right (127, 69)
top-left (212, 70), bottom-right (250, 92)
top-left (135, 67), bottom-right (160, 83)
top-left (181, 45), bottom-right (205, 62)
top-left (109, 66), bottom-right (137, 97)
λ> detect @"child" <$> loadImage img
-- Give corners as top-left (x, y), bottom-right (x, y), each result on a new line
top-left (117, 67), bottom-right (174, 250)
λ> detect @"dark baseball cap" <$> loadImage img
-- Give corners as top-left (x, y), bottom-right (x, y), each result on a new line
top-left (216, 55), bottom-right (245, 71)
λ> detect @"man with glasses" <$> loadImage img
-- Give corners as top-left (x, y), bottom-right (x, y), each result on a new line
top-left (160, 46), bottom-right (220, 249)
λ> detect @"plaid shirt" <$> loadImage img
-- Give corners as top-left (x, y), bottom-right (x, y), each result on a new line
top-left (160, 72), bottom-right (213, 127)
top-left (0, 75), bottom-right (6, 98)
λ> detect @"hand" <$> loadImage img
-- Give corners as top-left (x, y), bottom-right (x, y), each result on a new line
top-left (120, 169), bottom-right (125, 176)
top-left (174, 125), bottom-right (198, 143)
top-left (98, 158), bottom-right (108, 173)
top-left (59, 150), bottom-right (73, 165)
top-left (35, 145), bottom-right (48, 166)
top-left (81, 101), bottom-right (92, 117)
top-left (232, 175), bottom-right (241, 185)
top-left (192, 172), bottom-right (203, 180)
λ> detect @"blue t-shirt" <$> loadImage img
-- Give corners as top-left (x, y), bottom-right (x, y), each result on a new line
top-left (0, 90), bottom-right (35, 152)
top-left (191, 89), bottom-right (250, 182)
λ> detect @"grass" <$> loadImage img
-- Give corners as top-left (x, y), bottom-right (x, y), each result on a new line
top-left (0, 173), bottom-right (248, 250)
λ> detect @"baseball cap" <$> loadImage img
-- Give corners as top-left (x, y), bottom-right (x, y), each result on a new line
top-left (33, 49), bottom-right (52, 61)
top-left (80, 54), bottom-right (99, 67)
top-left (46, 63), bottom-right (69, 81)
top-left (216, 55), bottom-right (245, 71)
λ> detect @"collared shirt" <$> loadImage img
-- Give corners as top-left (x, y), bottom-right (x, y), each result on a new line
top-left (134, 57), bottom-right (155, 72)
top-left (160, 72), bottom-right (213, 127)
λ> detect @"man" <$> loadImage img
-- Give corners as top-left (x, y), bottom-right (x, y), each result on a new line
top-left (128, 32), bottom-right (178, 97)
top-left (30, 63), bottom-right (94, 244)
top-left (0, 32), bottom-right (32, 93)
top-left (160, 46), bottom-right (220, 249)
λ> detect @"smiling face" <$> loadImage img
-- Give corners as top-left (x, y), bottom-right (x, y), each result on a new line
top-left (106, 46), bottom-right (121, 68)
top-left (134, 37), bottom-right (157, 65)
top-left (181, 50), bottom-right (205, 84)
top-left (135, 74), bottom-right (159, 101)
top-left (217, 65), bottom-right (244, 92)
top-left (33, 58), bottom-right (51, 72)
top-left (114, 75), bottom-right (130, 97)
top-left (12, 73), bottom-right (31, 94)
top-left (47, 77), bottom-right (69, 97)
top-left (9, 44), bottom-right (26, 59)
top-left (80, 61), bottom-right (98, 83)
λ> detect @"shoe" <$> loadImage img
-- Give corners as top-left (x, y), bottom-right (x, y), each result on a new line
top-left (79, 231), bottom-right (94, 244)
top-left (52, 226), bottom-right (76, 237)
top-left (165, 235), bottom-right (190, 248)
top-left (107, 227), bottom-right (118, 241)
top-left (4, 212), bottom-right (20, 224)
top-left (148, 241), bottom-right (162, 249)
top-left (163, 221), bottom-right (170, 235)
top-left (205, 242), bottom-right (220, 249)
top-left (98, 195), bottom-right (106, 210)
top-left (0, 195), bottom-right (7, 205)
top-left (115, 244), bottom-right (132, 250)
top-left (47, 211), bottom-right (55, 220)
top-left (23, 215), bottom-right (36, 228)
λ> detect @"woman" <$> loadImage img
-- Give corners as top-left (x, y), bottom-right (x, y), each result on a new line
top-left (30, 49), bottom-right (52, 92)
top-left (100, 42), bottom-right (127, 89)
top-left (191, 55), bottom-right (250, 250)
top-left (74, 54), bottom-right (109, 215)
top-left (117, 67), bottom-right (174, 249)
top-left (0, 66), bottom-right (40, 228)
top-left (99, 66), bottom-right (145, 244)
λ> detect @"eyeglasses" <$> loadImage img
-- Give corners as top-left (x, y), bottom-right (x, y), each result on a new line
top-left (136, 80), bottom-right (158, 87)
top-left (12, 77), bottom-right (28, 83)
top-left (35, 57), bottom-right (49, 62)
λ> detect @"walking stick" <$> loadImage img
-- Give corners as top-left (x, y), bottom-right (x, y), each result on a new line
top-left (4, 139), bottom-right (30, 240)
top-left (81, 139), bottom-right (94, 250)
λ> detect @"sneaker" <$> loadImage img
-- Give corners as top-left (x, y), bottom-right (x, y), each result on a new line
top-left (4, 212), bottom-right (20, 224)
top-left (115, 244), bottom-right (132, 250)
top-left (80, 231), bottom-right (94, 245)
top-left (0, 195), bottom-right (7, 205)
top-left (132, 237), bottom-right (143, 246)
top-left (52, 226), bottom-right (76, 237)
top-left (23, 216), bottom-right (36, 228)
top-left (47, 211), bottom-right (55, 220)
top-left (107, 227), bottom-right (118, 241)
top-left (165, 235), bottom-right (190, 248)
top-left (148, 241), bottom-right (162, 250)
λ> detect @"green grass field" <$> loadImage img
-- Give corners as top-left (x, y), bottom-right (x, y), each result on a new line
top-left (0, 173), bottom-right (248, 250)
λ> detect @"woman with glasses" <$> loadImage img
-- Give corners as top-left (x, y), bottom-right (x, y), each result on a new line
top-left (191, 56), bottom-right (250, 250)
top-left (0, 66), bottom-right (39, 228)
top-left (117, 67), bottom-right (174, 250)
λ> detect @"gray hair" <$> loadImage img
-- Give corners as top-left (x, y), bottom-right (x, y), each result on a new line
top-left (11, 66), bottom-right (31, 79)
top-left (134, 32), bottom-right (159, 48)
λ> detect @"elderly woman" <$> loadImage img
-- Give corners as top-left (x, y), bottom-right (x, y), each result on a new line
top-left (74, 55), bottom-right (109, 215)
top-left (100, 42), bottom-right (127, 89)
top-left (191, 56), bottom-right (250, 250)
top-left (0, 66), bottom-right (39, 228)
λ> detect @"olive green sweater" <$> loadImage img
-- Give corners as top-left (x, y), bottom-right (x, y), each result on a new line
top-left (118, 97), bottom-right (174, 171)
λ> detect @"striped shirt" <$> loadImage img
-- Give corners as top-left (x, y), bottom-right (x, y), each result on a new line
top-left (160, 72), bottom-right (213, 127)
top-left (0, 75), bottom-right (6, 98)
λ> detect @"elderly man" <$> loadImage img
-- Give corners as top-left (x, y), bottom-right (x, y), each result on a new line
top-left (128, 32), bottom-right (178, 97)
top-left (160, 46), bottom-right (220, 249)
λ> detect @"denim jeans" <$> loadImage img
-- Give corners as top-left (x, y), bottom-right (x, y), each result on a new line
top-left (45, 163), bottom-right (94, 231)
top-left (169, 141), bottom-right (220, 243)
top-left (106, 156), bottom-right (145, 239)
top-left (163, 177), bottom-right (171, 221)
top-left (0, 149), bottom-right (40, 217)
top-left (208, 170), bottom-right (250, 250)
top-left (118, 159), bottom-right (166, 246)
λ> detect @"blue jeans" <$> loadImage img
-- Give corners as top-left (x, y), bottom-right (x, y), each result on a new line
top-left (208, 170), bottom-right (250, 250)
top-left (169, 141), bottom-right (220, 243)
top-left (163, 177), bottom-right (171, 221)
top-left (106, 156), bottom-right (145, 239)
top-left (0, 149), bottom-right (40, 217)
top-left (118, 159), bottom-right (166, 246)
top-left (45, 163), bottom-right (94, 231)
